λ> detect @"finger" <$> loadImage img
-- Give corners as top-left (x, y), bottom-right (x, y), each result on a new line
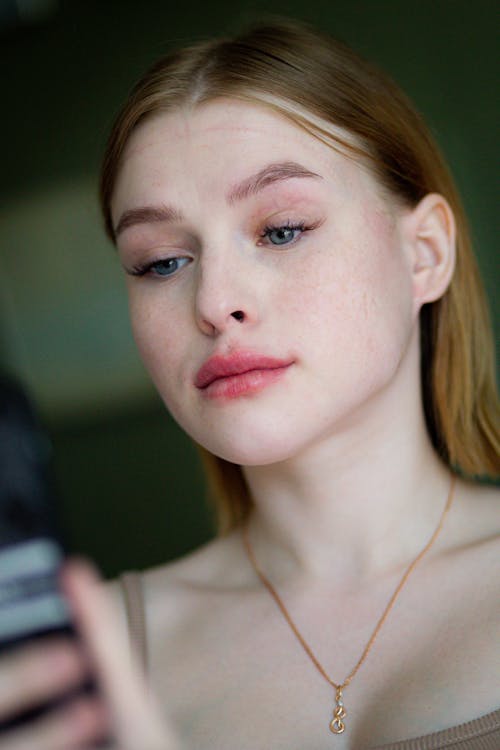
top-left (0, 695), bottom-right (108, 750)
top-left (0, 638), bottom-right (87, 721)
top-left (60, 559), bottom-right (176, 748)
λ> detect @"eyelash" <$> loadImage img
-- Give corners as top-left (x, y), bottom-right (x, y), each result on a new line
top-left (128, 257), bottom-right (189, 278)
top-left (259, 220), bottom-right (308, 247)
top-left (127, 219), bottom-right (312, 279)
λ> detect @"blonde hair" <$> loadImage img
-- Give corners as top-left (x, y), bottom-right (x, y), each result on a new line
top-left (100, 19), bottom-right (499, 532)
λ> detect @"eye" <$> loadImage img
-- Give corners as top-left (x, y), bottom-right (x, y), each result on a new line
top-left (260, 222), bottom-right (306, 247)
top-left (127, 256), bottom-right (190, 278)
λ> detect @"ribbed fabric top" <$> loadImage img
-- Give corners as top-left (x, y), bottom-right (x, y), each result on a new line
top-left (119, 571), bottom-right (500, 749)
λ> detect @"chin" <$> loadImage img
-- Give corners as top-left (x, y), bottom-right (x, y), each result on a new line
top-left (199, 434), bottom-right (292, 466)
top-left (188, 418), bottom-right (319, 467)
top-left (211, 442), bottom-right (298, 467)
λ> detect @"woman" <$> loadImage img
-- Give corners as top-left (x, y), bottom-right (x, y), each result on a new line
top-left (1, 19), bottom-right (499, 750)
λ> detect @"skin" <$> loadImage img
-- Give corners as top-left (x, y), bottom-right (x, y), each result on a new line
top-left (113, 101), bottom-right (417, 470)
top-left (112, 99), bottom-right (456, 575)
top-left (1, 99), bottom-right (497, 749)
top-left (107, 100), bottom-right (498, 748)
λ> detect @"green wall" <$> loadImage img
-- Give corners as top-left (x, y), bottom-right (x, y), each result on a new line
top-left (1, 0), bottom-right (498, 578)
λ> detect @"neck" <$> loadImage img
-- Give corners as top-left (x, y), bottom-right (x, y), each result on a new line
top-left (242, 344), bottom-right (452, 586)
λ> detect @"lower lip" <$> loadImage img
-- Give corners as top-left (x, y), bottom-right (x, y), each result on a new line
top-left (200, 365), bottom-right (292, 400)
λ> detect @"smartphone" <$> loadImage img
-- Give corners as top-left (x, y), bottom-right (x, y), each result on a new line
top-left (0, 373), bottom-right (110, 745)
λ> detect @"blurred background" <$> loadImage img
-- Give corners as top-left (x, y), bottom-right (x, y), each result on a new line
top-left (0, 0), bottom-right (498, 579)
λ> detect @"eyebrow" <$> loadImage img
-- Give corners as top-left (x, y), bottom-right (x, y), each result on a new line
top-left (114, 161), bottom-right (322, 237)
top-left (114, 204), bottom-right (184, 238)
top-left (227, 161), bottom-right (322, 204)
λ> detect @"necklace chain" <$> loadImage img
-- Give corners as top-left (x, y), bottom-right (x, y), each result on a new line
top-left (241, 475), bottom-right (456, 733)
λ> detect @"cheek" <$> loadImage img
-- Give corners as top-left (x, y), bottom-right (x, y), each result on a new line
top-left (301, 225), bottom-right (414, 379)
top-left (127, 289), bottom-right (186, 396)
top-left (348, 266), bottom-right (413, 382)
top-left (128, 293), bottom-right (157, 361)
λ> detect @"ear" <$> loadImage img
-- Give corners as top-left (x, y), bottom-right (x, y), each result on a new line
top-left (401, 193), bottom-right (456, 313)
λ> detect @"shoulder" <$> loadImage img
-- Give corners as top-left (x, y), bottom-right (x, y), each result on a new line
top-left (105, 530), bottom-right (248, 635)
top-left (433, 477), bottom-right (499, 650)
top-left (144, 531), bottom-right (249, 611)
top-left (147, 529), bottom-right (247, 588)
top-left (440, 477), bottom-right (499, 603)
top-left (449, 476), bottom-right (499, 550)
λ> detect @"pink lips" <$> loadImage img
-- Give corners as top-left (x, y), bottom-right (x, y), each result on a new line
top-left (195, 352), bottom-right (294, 399)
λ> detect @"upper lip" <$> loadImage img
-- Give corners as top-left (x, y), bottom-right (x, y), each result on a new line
top-left (195, 351), bottom-right (294, 389)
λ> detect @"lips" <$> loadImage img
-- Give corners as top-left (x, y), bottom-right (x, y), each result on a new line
top-left (195, 352), bottom-right (294, 390)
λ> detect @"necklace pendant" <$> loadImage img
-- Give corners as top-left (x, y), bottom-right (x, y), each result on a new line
top-left (329, 688), bottom-right (346, 734)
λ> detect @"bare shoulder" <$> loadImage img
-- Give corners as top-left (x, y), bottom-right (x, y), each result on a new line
top-left (147, 530), bottom-right (245, 587)
top-left (100, 530), bottom-right (247, 653)
top-left (438, 476), bottom-right (499, 637)
top-left (451, 476), bottom-right (500, 547)
top-left (138, 531), bottom-right (248, 628)
top-left (442, 478), bottom-right (500, 604)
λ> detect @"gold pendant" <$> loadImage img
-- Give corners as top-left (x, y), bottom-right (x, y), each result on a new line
top-left (329, 688), bottom-right (346, 734)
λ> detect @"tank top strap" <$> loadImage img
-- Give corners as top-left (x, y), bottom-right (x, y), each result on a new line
top-left (119, 571), bottom-right (148, 676)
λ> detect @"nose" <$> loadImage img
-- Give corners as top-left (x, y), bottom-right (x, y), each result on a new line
top-left (194, 252), bottom-right (257, 337)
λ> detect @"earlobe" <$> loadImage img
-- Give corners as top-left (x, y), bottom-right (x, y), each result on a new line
top-left (405, 193), bottom-right (456, 311)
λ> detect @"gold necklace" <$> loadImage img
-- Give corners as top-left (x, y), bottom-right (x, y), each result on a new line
top-left (241, 475), bottom-right (456, 735)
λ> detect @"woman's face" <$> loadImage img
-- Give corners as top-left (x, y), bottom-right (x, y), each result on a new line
top-left (112, 99), bottom-right (417, 465)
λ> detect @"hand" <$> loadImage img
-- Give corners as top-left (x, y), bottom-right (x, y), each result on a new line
top-left (0, 558), bottom-right (180, 749)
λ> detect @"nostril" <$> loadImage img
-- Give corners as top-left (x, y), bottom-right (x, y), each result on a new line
top-left (231, 310), bottom-right (245, 322)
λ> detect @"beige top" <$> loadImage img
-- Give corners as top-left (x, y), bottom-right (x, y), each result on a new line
top-left (120, 572), bottom-right (500, 750)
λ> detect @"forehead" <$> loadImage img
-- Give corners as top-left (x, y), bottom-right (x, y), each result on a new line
top-left (124, 98), bottom-right (342, 159)
top-left (111, 98), bottom-right (383, 220)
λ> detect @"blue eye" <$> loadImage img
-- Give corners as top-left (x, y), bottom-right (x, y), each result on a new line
top-left (129, 257), bottom-right (190, 278)
top-left (262, 223), bottom-right (305, 246)
top-left (150, 258), bottom-right (187, 276)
